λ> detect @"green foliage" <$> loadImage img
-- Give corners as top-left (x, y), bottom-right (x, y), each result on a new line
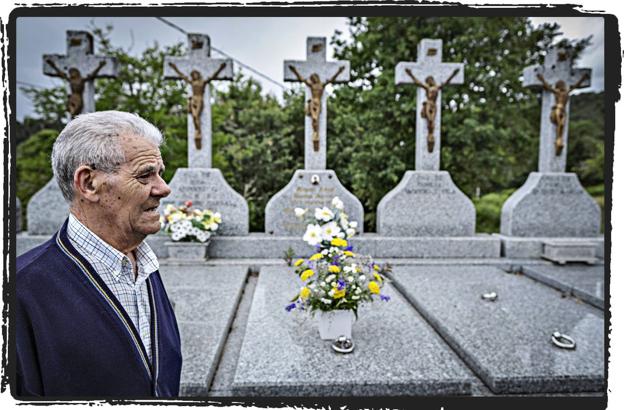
top-left (568, 92), bottom-right (605, 186)
top-left (474, 188), bottom-right (515, 233)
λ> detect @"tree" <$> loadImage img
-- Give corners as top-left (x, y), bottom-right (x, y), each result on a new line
top-left (328, 17), bottom-right (592, 230)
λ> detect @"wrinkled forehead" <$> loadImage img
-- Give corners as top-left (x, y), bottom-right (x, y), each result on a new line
top-left (118, 133), bottom-right (163, 164)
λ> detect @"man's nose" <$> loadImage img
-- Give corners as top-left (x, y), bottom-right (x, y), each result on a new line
top-left (153, 174), bottom-right (171, 198)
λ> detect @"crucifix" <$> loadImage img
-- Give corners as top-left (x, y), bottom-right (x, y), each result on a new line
top-left (395, 39), bottom-right (464, 171)
top-left (523, 46), bottom-right (591, 173)
top-left (43, 31), bottom-right (118, 118)
top-left (164, 33), bottom-right (233, 168)
top-left (284, 37), bottom-right (350, 170)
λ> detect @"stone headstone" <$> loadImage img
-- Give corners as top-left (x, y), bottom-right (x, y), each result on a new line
top-left (163, 33), bottom-right (247, 236)
top-left (377, 171), bottom-right (475, 236)
top-left (27, 179), bottom-right (69, 235)
top-left (161, 169), bottom-right (248, 236)
top-left (377, 39), bottom-right (473, 236)
top-left (392, 265), bottom-right (604, 394)
top-left (265, 170), bottom-right (364, 236)
top-left (501, 173), bottom-right (600, 238)
top-left (265, 38), bottom-right (363, 236)
top-left (500, 48), bottom-right (598, 245)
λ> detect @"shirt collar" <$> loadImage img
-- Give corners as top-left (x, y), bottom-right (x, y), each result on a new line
top-left (67, 214), bottom-right (160, 282)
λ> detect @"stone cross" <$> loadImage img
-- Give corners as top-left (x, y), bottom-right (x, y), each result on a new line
top-left (164, 33), bottom-right (234, 168)
top-left (395, 39), bottom-right (464, 171)
top-left (43, 30), bottom-right (118, 117)
top-left (284, 37), bottom-right (350, 170)
top-left (523, 46), bottom-right (591, 173)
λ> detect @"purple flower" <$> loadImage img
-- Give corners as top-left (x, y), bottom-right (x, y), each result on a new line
top-left (380, 294), bottom-right (391, 302)
top-left (337, 279), bottom-right (346, 290)
top-left (285, 303), bottom-right (297, 312)
top-left (345, 245), bottom-right (353, 251)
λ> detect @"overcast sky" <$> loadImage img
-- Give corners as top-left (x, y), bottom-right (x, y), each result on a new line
top-left (14, 16), bottom-right (604, 121)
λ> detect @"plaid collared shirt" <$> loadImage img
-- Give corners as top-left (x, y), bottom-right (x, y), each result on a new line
top-left (67, 214), bottom-right (158, 363)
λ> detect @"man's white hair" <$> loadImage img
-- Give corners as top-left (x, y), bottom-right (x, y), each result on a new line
top-left (51, 111), bottom-right (164, 202)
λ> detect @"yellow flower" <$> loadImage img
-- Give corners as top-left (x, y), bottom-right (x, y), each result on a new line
top-left (300, 287), bottom-right (311, 299)
top-left (330, 238), bottom-right (348, 247)
top-left (309, 253), bottom-right (323, 261)
top-left (373, 264), bottom-right (380, 271)
top-left (294, 259), bottom-right (304, 267)
top-left (374, 273), bottom-right (383, 282)
top-left (328, 265), bottom-right (341, 273)
top-left (300, 269), bottom-right (315, 281)
top-left (332, 288), bottom-right (346, 299)
top-left (344, 251), bottom-right (354, 257)
top-left (368, 281), bottom-right (380, 294)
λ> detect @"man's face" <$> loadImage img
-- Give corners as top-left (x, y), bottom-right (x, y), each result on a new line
top-left (98, 134), bottom-right (171, 245)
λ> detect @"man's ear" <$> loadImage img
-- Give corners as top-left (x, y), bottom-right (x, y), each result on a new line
top-left (73, 165), bottom-right (100, 203)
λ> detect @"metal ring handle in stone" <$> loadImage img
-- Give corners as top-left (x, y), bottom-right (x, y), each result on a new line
top-left (481, 292), bottom-right (497, 301)
top-left (551, 332), bottom-right (576, 350)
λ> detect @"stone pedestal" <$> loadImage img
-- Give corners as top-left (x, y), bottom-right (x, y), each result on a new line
top-left (163, 168), bottom-right (248, 236)
top-left (265, 170), bottom-right (364, 236)
top-left (27, 179), bottom-right (69, 235)
top-left (377, 171), bottom-right (475, 236)
top-left (501, 172), bottom-right (600, 237)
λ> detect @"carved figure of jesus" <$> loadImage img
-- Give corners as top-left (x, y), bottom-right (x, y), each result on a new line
top-left (45, 59), bottom-right (107, 117)
top-left (405, 67), bottom-right (460, 153)
top-left (536, 72), bottom-right (590, 156)
top-left (288, 65), bottom-right (345, 151)
top-left (168, 61), bottom-right (227, 150)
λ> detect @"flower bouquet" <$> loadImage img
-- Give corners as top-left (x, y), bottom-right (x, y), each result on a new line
top-left (285, 196), bottom-right (391, 340)
top-left (160, 201), bottom-right (221, 261)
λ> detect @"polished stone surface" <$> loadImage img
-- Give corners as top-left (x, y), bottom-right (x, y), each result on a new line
top-left (542, 241), bottom-right (598, 264)
top-left (231, 266), bottom-right (476, 396)
top-left (158, 264), bottom-right (248, 396)
top-left (391, 264), bottom-right (604, 394)
top-left (522, 264), bottom-right (605, 310)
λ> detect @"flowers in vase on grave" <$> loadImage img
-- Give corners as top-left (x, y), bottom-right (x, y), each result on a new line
top-left (286, 196), bottom-right (391, 317)
top-left (160, 200), bottom-right (221, 242)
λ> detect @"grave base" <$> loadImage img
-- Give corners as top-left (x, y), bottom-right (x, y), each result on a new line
top-left (496, 234), bottom-right (603, 260)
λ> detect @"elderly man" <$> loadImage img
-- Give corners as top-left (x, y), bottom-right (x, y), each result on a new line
top-left (16, 111), bottom-right (182, 397)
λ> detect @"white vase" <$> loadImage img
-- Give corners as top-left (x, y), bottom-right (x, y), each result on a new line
top-left (165, 241), bottom-right (210, 261)
top-left (317, 310), bottom-right (354, 340)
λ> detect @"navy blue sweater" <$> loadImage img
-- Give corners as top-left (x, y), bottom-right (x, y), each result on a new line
top-left (16, 220), bottom-right (182, 398)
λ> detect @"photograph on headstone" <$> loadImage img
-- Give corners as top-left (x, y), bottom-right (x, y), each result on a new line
top-left (11, 11), bottom-right (612, 403)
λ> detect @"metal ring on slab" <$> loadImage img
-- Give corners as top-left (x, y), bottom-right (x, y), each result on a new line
top-left (332, 336), bottom-right (354, 354)
top-left (481, 292), bottom-right (498, 301)
top-left (551, 332), bottom-right (576, 350)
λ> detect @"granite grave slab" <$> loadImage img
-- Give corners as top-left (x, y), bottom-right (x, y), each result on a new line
top-left (231, 266), bottom-right (476, 396)
top-left (158, 264), bottom-right (248, 396)
top-left (390, 265), bottom-right (604, 394)
top-left (521, 264), bottom-right (605, 309)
